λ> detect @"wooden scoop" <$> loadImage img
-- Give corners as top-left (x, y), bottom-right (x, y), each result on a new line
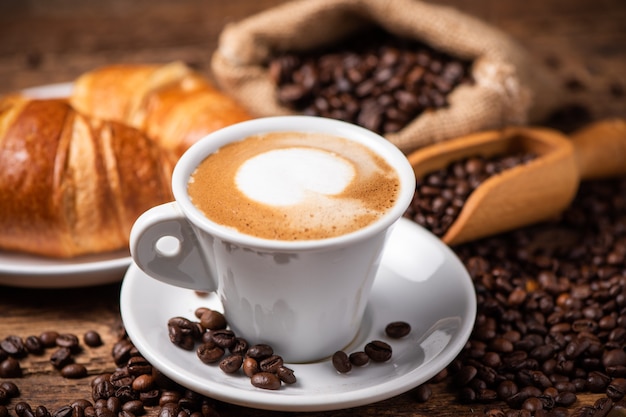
top-left (407, 118), bottom-right (626, 246)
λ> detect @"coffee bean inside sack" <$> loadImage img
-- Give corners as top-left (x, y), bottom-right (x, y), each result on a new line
top-left (404, 152), bottom-right (537, 238)
top-left (268, 28), bottom-right (473, 136)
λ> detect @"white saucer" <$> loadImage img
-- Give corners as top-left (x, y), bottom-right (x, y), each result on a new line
top-left (120, 218), bottom-right (476, 412)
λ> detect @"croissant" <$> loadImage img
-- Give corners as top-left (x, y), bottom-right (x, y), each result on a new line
top-left (70, 62), bottom-right (253, 157)
top-left (0, 96), bottom-right (175, 258)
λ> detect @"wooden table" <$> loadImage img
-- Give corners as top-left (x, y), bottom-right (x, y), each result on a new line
top-left (1, 1), bottom-right (625, 416)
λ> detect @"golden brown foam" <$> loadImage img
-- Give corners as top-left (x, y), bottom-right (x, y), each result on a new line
top-left (188, 132), bottom-right (400, 240)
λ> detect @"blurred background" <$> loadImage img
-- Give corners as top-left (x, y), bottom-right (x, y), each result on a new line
top-left (1, 0), bottom-right (624, 122)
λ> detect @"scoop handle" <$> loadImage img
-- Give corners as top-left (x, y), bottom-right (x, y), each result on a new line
top-left (572, 118), bottom-right (626, 180)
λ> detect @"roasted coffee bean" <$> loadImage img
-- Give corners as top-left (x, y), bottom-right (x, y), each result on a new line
top-left (246, 344), bottom-right (273, 360)
top-left (139, 389), bottom-right (160, 406)
top-left (56, 333), bottom-right (80, 352)
top-left (61, 363), bottom-right (88, 379)
top-left (109, 369), bottom-right (133, 387)
top-left (385, 321), bottom-right (411, 338)
top-left (0, 381), bottom-right (19, 398)
top-left (111, 340), bottom-right (134, 366)
top-left (127, 356), bottom-right (152, 376)
top-left (276, 366), bottom-right (297, 384)
top-left (209, 329), bottom-right (236, 349)
top-left (131, 374), bottom-right (155, 392)
top-left (229, 337), bottom-right (249, 355)
top-left (92, 380), bottom-right (116, 401)
top-left (83, 331), bottom-right (103, 347)
top-left (259, 355), bottom-right (283, 373)
top-left (51, 406), bottom-right (72, 417)
top-left (364, 340), bottom-right (392, 362)
top-left (121, 400), bottom-right (143, 415)
top-left (242, 357), bottom-right (260, 378)
top-left (196, 342), bottom-right (224, 364)
top-left (199, 310), bottom-right (227, 331)
top-left (24, 335), bottom-right (44, 355)
top-left (607, 378), bottom-right (626, 401)
top-left (50, 347), bottom-right (73, 369)
top-left (1, 335), bottom-right (26, 357)
top-left (158, 403), bottom-right (179, 417)
top-left (0, 357), bottom-right (22, 377)
top-left (0, 389), bottom-right (7, 406)
top-left (250, 372), bottom-right (281, 390)
top-left (158, 391), bottom-right (181, 407)
top-left (349, 351), bottom-right (370, 367)
top-left (167, 318), bottom-right (199, 351)
top-left (115, 385), bottom-right (138, 403)
top-left (219, 354), bottom-right (243, 374)
top-left (270, 28), bottom-right (472, 136)
top-left (332, 351), bottom-right (352, 373)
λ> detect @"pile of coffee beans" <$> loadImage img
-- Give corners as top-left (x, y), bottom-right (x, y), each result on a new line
top-left (405, 152), bottom-right (537, 237)
top-left (0, 331), bottom-right (102, 380)
top-left (427, 177), bottom-right (626, 416)
top-left (268, 28), bottom-right (473, 136)
top-left (167, 308), bottom-right (296, 390)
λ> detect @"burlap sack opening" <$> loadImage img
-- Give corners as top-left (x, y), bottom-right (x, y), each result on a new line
top-left (211, 0), bottom-right (563, 154)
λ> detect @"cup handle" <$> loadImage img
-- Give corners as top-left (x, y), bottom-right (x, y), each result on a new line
top-left (129, 202), bottom-right (217, 292)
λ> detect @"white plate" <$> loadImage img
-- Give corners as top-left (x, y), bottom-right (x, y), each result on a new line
top-left (120, 218), bottom-right (476, 412)
top-left (0, 82), bottom-right (132, 288)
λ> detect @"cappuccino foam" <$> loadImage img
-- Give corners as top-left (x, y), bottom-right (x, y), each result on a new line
top-left (188, 132), bottom-right (400, 240)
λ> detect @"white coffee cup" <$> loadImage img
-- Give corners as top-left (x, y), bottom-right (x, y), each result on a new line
top-left (129, 116), bottom-right (416, 363)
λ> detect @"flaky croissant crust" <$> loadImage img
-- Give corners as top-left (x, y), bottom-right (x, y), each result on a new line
top-left (0, 96), bottom-right (175, 258)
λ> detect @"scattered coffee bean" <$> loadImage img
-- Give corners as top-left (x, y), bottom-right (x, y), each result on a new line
top-left (1, 335), bottom-right (27, 358)
top-left (24, 336), bottom-right (44, 355)
top-left (196, 342), bottom-right (224, 364)
top-left (276, 366), bottom-right (297, 384)
top-left (385, 321), bottom-right (411, 339)
top-left (246, 344), bottom-right (273, 360)
top-left (208, 329), bottom-right (236, 349)
top-left (61, 363), bottom-right (87, 379)
top-left (250, 372), bottom-right (281, 390)
top-left (332, 351), bottom-right (352, 373)
top-left (50, 347), bottom-right (73, 369)
top-left (242, 356), bottom-right (260, 378)
top-left (0, 357), bottom-right (22, 378)
top-left (83, 331), bottom-right (102, 348)
top-left (56, 334), bottom-right (80, 353)
top-left (364, 340), bottom-right (392, 362)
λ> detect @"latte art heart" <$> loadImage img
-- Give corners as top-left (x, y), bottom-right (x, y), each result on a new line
top-left (235, 148), bottom-right (356, 206)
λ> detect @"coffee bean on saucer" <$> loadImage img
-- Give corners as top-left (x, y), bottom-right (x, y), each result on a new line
top-left (349, 351), bottom-right (370, 367)
top-left (251, 372), bottom-right (281, 390)
top-left (332, 351), bottom-right (352, 373)
top-left (209, 329), bottom-right (236, 349)
top-left (196, 342), bottom-right (224, 364)
top-left (277, 366), bottom-right (297, 384)
top-left (199, 310), bottom-right (227, 331)
top-left (385, 321), bottom-right (411, 338)
top-left (219, 354), bottom-right (243, 374)
top-left (364, 340), bottom-right (392, 362)
top-left (259, 355), bottom-right (284, 373)
top-left (246, 344), bottom-right (273, 360)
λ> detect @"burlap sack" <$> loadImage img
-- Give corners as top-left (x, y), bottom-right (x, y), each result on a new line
top-left (211, 0), bottom-right (563, 154)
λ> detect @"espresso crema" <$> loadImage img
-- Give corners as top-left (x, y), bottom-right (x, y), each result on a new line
top-left (188, 131), bottom-right (400, 240)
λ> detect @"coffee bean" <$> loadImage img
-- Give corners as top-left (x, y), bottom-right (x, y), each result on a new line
top-left (56, 333), bottom-right (80, 353)
top-left (229, 337), bottom-right (249, 355)
top-left (208, 329), bottom-right (236, 349)
top-left (0, 357), bottom-right (22, 377)
top-left (24, 336), bottom-right (44, 355)
top-left (219, 354), bottom-right (243, 374)
top-left (332, 351), bottom-right (352, 373)
top-left (50, 347), bottom-right (73, 369)
top-left (83, 331), bottom-right (103, 347)
top-left (349, 351), bottom-right (370, 367)
top-left (199, 310), bottom-right (227, 331)
top-left (364, 340), bottom-right (392, 362)
top-left (242, 357), bottom-right (260, 378)
top-left (1, 336), bottom-right (26, 358)
top-left (196, 342), bottom-right (224, 364)
top-left (167, 317), bottom-right (201, 351)
top-left (127, 356), bottom-right (152, 376)
top-left (385, 321), bottom-right (411, 338)
top-left (607, 378), bottom-right (626, 401)
top-left (276, 366), bottom-right (297, 384)
top-left (61, 363), bottom-right (88, 379)
top-left (246, 344), bottom-right (273, 360)
top-left (111, 340), bottom-right (134, 366)
top-left (250, 372), bottom-right (281, 390)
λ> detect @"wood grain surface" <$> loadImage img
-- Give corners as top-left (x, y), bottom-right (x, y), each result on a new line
top-left (1, 0), bottom-right (625, 416)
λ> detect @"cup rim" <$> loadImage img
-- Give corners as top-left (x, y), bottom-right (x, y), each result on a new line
top-left (172, 116), bottom-right (416, 251)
